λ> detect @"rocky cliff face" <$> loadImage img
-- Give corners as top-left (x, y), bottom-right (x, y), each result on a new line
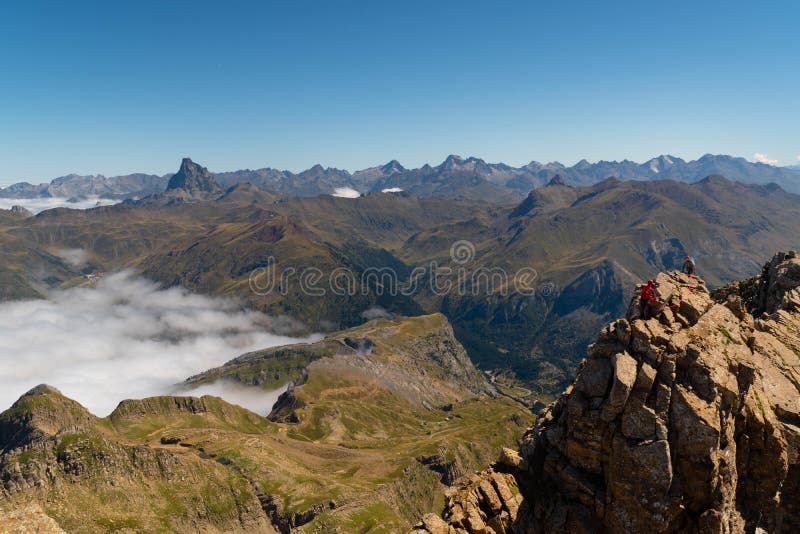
top-left (165, 157), bottom-right (223, 198)
top-left (413, 251), bottom-right (800, 533)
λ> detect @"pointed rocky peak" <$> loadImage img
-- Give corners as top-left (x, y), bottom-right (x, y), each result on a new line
top-left (523, 160), bottom-right (544, 170)
top-left (645, 154), bottom-right (683, 173)
top-left (546, 174), bottom-right (567, 187)
top-left (660, 154), bottom-right (683, 165)
top-left (381, 159), bottom-right (405, 174)
top-left (9, 205), bottom-right (34, 217)
top-left (440, 154), bottom-right (465, 169)
top-left (573, 158), bottom-right (592, 169)
top-left (166, 158), bottom-right (222, 194)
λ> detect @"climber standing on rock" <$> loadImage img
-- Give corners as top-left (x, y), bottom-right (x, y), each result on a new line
top-left (639, 279), bottom-right (660, 320)
top-left (681, 255), bottom-right (696, 276)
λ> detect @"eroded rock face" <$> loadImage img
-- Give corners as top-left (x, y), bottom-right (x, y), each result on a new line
top-left (166, 157), bottom-right (222, 195)
top-left (413, 251), bottom-right (800, 534)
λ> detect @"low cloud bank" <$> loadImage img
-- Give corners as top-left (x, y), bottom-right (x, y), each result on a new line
top-left (331, 187), bottom-right (361, 198)
top-left (175, 381), bottom-right (290, 416)
top-left (0, 272), bottom-right (320, 416)
top-left (0, 196), bottom-right (120, 214)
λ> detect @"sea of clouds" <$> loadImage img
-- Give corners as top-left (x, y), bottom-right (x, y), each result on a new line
top-left (0, 271), bottom-right (320, 416)
top-left (0, 196), bottom-right (120, 214)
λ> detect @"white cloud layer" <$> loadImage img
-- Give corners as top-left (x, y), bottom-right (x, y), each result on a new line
top-left (0, 196), bottom-right (120, 214)
top-left (753, 153), bottom-right (779, 165)
top-left (331, 187), bottom-right (361, 198)
top-left (0, 272), bottom-right (320, 416)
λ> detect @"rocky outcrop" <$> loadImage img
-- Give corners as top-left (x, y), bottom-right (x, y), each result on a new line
top-left (9, 205), bottom-right (33, 217)
top-left (131, 158), bottom-right (224, 205)
top-left (413, 251), bottom-right (800, 533)
top-left (414, 470), bottom-right (524, 534)
top-left (166, 157), bottom-right (222, 196)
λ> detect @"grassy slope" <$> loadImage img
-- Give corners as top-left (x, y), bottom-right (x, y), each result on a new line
top-left (0, 316), bottom-right (532, 532)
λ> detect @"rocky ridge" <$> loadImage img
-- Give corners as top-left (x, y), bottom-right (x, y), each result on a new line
top-left (413, 251), bottom-right (800, 533)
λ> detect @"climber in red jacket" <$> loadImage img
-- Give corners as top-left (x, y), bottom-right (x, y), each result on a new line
top-left (640, 279), bottom-right (659, 320)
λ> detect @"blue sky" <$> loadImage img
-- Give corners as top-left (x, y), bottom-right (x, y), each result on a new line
top-left (0, 1), bottom-right (797, 184)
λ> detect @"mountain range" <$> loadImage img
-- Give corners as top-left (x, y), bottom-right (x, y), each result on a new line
top-left (3, 158), bottom-right (800, 401)
top-left (2, 154), bottom-right (799, 203)
top-left (2, 156), bottom-right (800, 531)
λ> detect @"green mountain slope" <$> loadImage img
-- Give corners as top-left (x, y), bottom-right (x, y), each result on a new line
top-left (0, 315), bottom-right (531, 532)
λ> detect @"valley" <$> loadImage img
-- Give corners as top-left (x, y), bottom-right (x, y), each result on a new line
top-left (2, 159), bottom-right (799, 399)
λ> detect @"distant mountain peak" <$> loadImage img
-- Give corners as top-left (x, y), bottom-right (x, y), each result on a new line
top-left (441, 154), bottom-right (465, 169)
top-left (697, 174), bottom-right (733, 186)
top-left (574, 159), bottom-right (591, 169)
top-left (381, 160), bottom-right (405, 173)
top-left (645, 154), bottom-right (682, 173)
top-left (547, 174), bottom-right (567, 187)
top-left (166, 158), bottom-right (222, 194)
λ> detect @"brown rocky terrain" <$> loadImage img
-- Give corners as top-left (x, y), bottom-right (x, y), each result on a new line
top-left (412, 251), bottom-right (800, 533)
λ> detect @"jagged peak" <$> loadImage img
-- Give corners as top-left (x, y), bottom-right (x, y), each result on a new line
top-left (166, 158), bottom-right (222, 194)
top-left (573, 158), bottom-right (592, 169)
top-left (546, 174), bottom-right (567, 187)
top-left (179, 157), bottom-right (195, 171)
top-left (381, 159), bottom-right (405, 173)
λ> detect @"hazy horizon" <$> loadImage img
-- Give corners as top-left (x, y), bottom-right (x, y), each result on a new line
top-left (1, 151), bottom-right (798, 187)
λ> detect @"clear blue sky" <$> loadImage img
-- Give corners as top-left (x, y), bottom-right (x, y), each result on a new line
top-left (1, 0), bottom-right (798, 184)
